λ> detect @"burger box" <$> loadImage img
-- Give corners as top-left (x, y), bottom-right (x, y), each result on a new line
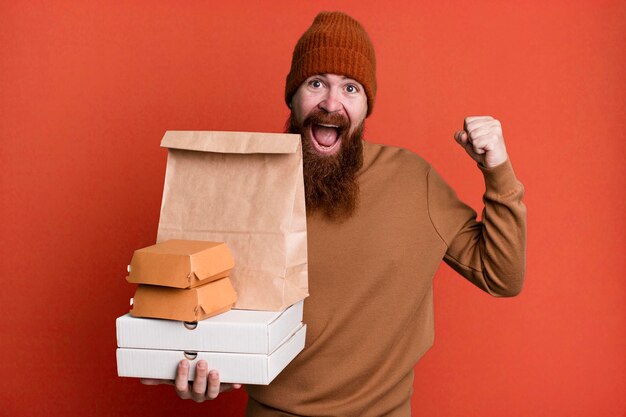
top-left (127, 240), bottom-right (234, 288)
top-left (129, 277), bottom-right (238, 322)
top-left (116, 301), bottom-right (305, 384)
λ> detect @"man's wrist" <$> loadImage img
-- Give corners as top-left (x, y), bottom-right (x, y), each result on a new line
top-left (479, 158), bottom-right (522, 195)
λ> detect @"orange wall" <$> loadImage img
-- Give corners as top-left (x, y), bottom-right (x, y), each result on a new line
top-left (1, 1), bottom-right (624, 416)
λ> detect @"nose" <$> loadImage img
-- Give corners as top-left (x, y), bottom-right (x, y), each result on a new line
top-left (318, 87), bottom-right (343, 113)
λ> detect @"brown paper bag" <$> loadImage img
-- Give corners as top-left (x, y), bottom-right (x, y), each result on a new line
top-left (156, 131), bottom-right (308, 311)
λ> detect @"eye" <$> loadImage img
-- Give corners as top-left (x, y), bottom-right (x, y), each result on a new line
top-left (345, 84), bottom-right (359, 93)
top-left (309, 79), bottom-right (323, 88)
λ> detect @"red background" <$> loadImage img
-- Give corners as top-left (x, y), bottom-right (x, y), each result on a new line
top-left (1, 1), bottom-right (624, 416)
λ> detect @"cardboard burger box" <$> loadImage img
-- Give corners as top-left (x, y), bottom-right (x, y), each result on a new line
top-left (116, 301), bottom-right (306, 384)
top-left (126, 240), bottom-right (238, 322)
top-left (130, 278), bottom-right (237, 322)
top-left (127, 239), bottom-right (234, 288)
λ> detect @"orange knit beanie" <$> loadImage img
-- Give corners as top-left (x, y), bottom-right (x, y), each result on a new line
top-left (285, 12), bottom-right (377, 117)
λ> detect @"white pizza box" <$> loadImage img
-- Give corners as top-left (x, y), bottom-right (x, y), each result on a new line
top-left (116, 324), bottom-right (306, 385)
top-left (116, 300), bottom-right (303, 354)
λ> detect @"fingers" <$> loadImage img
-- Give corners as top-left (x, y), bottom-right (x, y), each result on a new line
top-left (178, 360), bottom-right (226, 402)
top-left (207, 370), bottom-right (221, 399)
top-left (454, 130), bottom-right (465, 144)
top-left (191, 361), bottom-right (209, 402)
top-left (456, 117), bottom-right (501, 148)
top-left (224, 383), bottom-right (242, 392)
top-left (153, 359), bottom-right (232, 403)
top-left (463, 115), bottom-right (495, 132)
top-left (175, 360), bottom-right (192, 400)
top-left (457, 115), bottom-right (508, 167)
top-left (464, 117), bottom-right (502, 138)
top-left (454, 130), bottom-right (477, 154)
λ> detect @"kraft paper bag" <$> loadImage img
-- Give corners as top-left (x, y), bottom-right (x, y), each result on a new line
top-left (156, 131), bottom-right (308, 311)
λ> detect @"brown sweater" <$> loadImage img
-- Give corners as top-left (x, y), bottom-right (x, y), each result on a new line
top-left (246, 141), bottom-right (526, 416)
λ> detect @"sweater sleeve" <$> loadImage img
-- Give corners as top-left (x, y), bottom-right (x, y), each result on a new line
top-left (427, 159), bottom-right (527, 296)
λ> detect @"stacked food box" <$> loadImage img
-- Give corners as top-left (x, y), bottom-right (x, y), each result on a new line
top-left (116, 239), bottom-right (306, 385)
top-left (126, 240), bottom-right (238, 321)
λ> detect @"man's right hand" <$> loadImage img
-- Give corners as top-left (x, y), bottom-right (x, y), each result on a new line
top-left (140, 359), bottom-right (242, 402)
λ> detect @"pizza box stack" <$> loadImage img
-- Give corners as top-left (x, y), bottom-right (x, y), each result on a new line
top-left (116, 239), bottom-right (306, 385)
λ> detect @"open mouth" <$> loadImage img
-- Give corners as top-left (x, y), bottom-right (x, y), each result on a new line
top-left (310, 123), bottom-right (342, 155)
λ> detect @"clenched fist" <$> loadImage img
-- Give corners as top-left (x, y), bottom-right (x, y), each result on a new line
top-left (454, 116), bottom-right (508, 168)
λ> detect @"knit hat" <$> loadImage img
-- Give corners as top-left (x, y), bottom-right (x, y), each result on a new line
top-left (285, 12), bottom-right (377, 117)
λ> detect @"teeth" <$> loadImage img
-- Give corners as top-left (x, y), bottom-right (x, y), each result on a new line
top-left (318, 123), bottom-right (339, 128)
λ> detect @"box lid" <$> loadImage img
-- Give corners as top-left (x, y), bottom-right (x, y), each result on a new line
top-left (127, 240), bottom-right (234, 288)
top-left (118, 300), bottom-right (303, 354)
top-left (161, 131), bottom-right (301, 154)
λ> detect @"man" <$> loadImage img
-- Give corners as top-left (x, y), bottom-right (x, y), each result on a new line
top-left (143, 11), bottom-right (526, 416)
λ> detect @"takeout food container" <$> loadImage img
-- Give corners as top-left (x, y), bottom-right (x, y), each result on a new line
top-left (116, 325), bottom-right (306, 385)
top-left (116, 301), bottom-right (306, 384)
top-left (126, 240), bottom-right (235, 289)
top-left (119, 300), bottom-right (303, 354)
top-left (129, 277), bottom-right (237, 322)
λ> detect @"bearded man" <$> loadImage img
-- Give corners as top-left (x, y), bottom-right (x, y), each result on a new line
top-left (143, 11), bottom-right (527, 417)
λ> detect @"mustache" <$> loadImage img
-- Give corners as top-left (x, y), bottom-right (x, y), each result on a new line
top-left (302, 109), bottom-right (350, 134)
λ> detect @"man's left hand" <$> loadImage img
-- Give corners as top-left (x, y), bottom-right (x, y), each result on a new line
top-left (454, 116), bottom-right (508, 168)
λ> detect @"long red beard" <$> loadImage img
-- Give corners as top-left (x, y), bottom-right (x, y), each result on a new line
top-left (286, 110), bottom-right (364, 221)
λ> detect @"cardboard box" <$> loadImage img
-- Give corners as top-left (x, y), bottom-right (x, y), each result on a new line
top-left (130, 277), bottom-right (237, 322)
top-left (127, 240), bottom-right (234, 289)
top-left (116, 324), bottom-right (306, 385)
top-left (117, 301), bottom-right (303, 354)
